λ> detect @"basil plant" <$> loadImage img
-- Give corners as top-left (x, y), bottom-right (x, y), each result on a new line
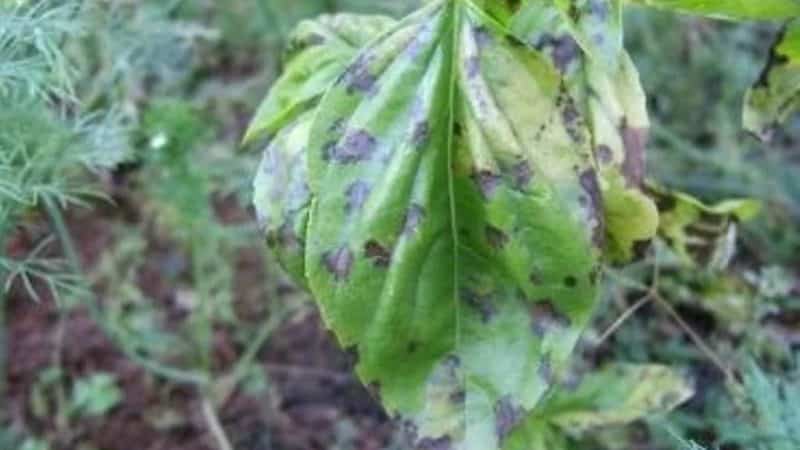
top-left (246, 1), bottom-right (796, 449)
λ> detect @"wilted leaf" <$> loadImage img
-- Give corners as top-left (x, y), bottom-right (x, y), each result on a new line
top-left (744, 19), bottom-right (800, 141)
top-left (540, 364), bottom-right (694, 433)
top-left (304, 2), bottom-right (602, 448)
top-left (649, 184), bottom-right (761, 270)
top-left (626, 0), bottom-right (800, 21)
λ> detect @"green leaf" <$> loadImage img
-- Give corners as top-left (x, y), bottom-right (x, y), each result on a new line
top-left (649, 184), bottom-right (761, 270)
top-left (744, 19), bottom-right (800, 141)
top-left (250, 14), bottom-right (396, 284)
top-left (511, 0), bottom-right (659, 263)
top-left (243, 13), bottom-right (396, 145)
top-left (540, 364), bottom-right (694, 433)
top-left (69, 373), bottom-right (123, 417)
top-left (626, 0), bottom-right (800, 21)
top-left (304, 1), bottom-right (602, 448)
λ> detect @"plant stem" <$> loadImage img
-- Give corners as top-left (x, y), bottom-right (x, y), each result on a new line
top-left (202, 395), bottom-right (234, 450)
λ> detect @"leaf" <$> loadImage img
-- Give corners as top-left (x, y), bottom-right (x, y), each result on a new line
top-left (539, 364), bottom-right (694, 433)
top-left (744, 19), bottom-right (800, 141)
top-left (502, 364), bottom-right (692, 449)
top-left (649, 184), bottom-right (761, 270)
top-left (304, 2), bottom-right (603, 448)
top-left (626, 0), bottom-right (800, 21)
top-left (511, 0), bottom-right (659, 263)
top-left (243, 13), bottom-right (396, 145)
top-left (250, 14), bottom-right (396, 284)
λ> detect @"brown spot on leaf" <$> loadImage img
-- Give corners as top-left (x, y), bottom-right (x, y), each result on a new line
top-left (509, 160), bottom-right (532, 191)
top-left (345, 180), bottom-right (370, 213)
top-left (417, 436), bottom-right (452, 450)
top-left (325, 129), bottom-right (377, 164)
top-left (485, 226), bottom-right (509, 250)
top-left (620, 120), bottom-right (648, 186)
top-left (596, 144), bottom-right (613, 164)
top-left (364, 240), bottom-right (391, 268)
top-left (579, 169), bottom-right (604, 247)
top-left (462, 289), bottom-right (496, 323)
top-left (529, 300), bottom-right (572, 337)
top-left (323, 247), bottom-right (354, 281)
top-left (466, 55), bottom-right (481, 79)
top-left (342, 55), bottom-right (377, 94)
top-left (412, 121), bottom-right (430, 148)
top-left (449, 390), bottom-right (466, 405)
top-left (536, 34), bottom-right (580, 73)
top-left (472, 170), bottom-right (502, 199)
top-left (495, 396), bottom-right (526, 442)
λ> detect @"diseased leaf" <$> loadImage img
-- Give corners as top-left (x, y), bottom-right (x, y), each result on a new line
top-left (744, 19), bottom-right (800, 141)
top-left (503, 364), bottom-right (692, 448)
top-left (554, 0), bottom-right (624, 66)
top-left (540, 364), bottom-right (694, 433)
top-left (626, 0), bottom-right (800, 21)
top-left (649, 184), bottom-right (761, 270)
top-left (512, 0), bottom-right (659, 263)
top-left (244, 13), bottom-right (396, 145)
top-left (304, 2), bottom-right (602, 448)
top-left (250, 14), bottom-right (395, 285)
top-left (253, 112), bottom-right (314, 286)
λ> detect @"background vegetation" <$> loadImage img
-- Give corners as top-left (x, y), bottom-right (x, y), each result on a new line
top-left (0, 1), bottom-right (797, 450)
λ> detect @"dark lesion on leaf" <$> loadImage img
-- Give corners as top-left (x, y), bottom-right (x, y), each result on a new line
top-left (324, 129), bottom-right (378, 164)
top-left (579, 168), bottom-right (605, 248)
top-left (596, 144), bottom-right (613, 165)
top-left (559, 85), bottom-right (585, 143)
top-left (529, 299), bottom-right (572, 337)
top-left (364, 239), bottom-right (392, 268)
top-left (417, 436), bottom-right (452, 450)
top-left (505, 160), bottom-right (533, 192)
top-left (471, 169), bottom-right (502, 199)
top-left (411, 120), bottom-right (430, 149)
top-left (461, 288), bottom-right (497, 323)
top-left (485, 225), bottom-right (510, 250)
top-left (564, 275), bottom-right (578, 288)
top-left (472, 25), bottom-right (493, 49)
top-left (465, 55), bottom-right (482, 79)
top-left (449, 390), bottom-right (466, 405)
top-left (340, 54), bottom-right (377, 95)
top-left (535, 34), bottom-right (581, 74)
top-left (345, 180), bottom-right (371, 214)
top-left (495, 396), bottom-right (526, 442)
top-left (323, 246), bottom-right (354, 281)
top-left (620, 118), bottom-right (648, 187)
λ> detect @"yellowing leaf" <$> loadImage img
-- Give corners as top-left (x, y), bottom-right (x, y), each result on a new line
top-left (541, 364), bottom-right (694, 433)
top-left (649, 184), bottom-right (761, 270)
top-left (744, 19), bottom-right (800, 141)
